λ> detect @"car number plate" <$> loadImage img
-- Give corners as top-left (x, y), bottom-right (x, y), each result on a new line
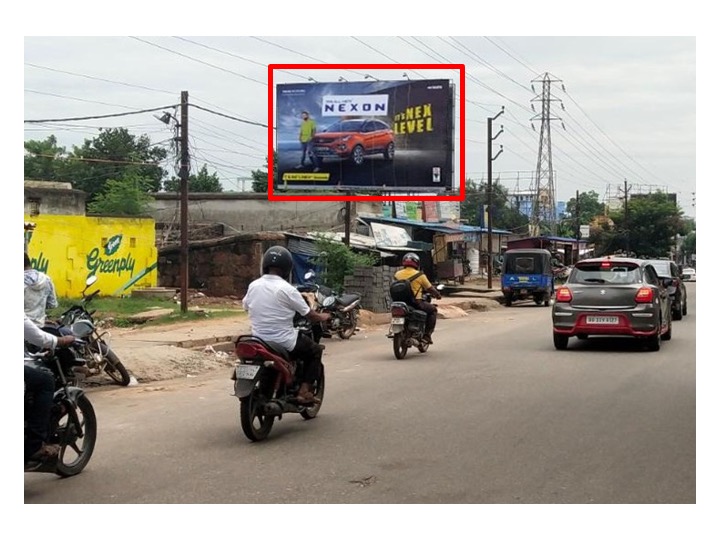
top-left (586, 316), bottom-right (619, 325)
top-left (391, 317), bottom-right (405, 325)
top-left (235, 364), bottom-right (260, 380)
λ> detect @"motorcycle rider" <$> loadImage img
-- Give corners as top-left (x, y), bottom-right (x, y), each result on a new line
top-left (394, 253), bottom-right (442, 344)
top-left (242, 246), bottom-right (330, 404)
top-left (24, 313), bottom-right (75, 464)
top-left (24, 251), bottom-right (59, 327)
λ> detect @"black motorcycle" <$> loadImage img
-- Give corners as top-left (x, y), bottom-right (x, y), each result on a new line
top-left (297, 271), bottom-right (361, 341)
top-left (387, 285), bottom-right (444, 360)
top-left (231, 318), bottom-right (325, 442)
top-left (54, 276), bottom-right (131, 386)
top-left (25, 320), bottom-right (98, 477)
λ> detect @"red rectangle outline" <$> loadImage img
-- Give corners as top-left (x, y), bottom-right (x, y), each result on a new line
top-left (267, 63), bottom-right (465, 203)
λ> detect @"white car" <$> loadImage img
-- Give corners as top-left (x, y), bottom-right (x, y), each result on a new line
top-left (681, 267), bottom-right (696, 281)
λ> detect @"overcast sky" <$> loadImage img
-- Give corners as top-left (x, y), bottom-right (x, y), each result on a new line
top-left (21, 34), bottom-right (697, 215)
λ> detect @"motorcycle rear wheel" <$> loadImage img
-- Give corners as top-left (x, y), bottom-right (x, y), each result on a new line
top-left (393, 333), bottom-right (408, 359)
top-left (300, 364), bottom-right (325, 420)
top-left (100, 343), bottom-right (131, 386)
top-left (54, 394), bottom-right (97, 477)
top-left (240, 389), bottom-right (275, 442)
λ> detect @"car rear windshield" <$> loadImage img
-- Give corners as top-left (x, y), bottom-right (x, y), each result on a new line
top-left (570, 261), bottom-right (642, 285)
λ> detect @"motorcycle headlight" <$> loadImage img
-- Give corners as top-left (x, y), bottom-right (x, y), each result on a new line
top-left (322, 296), bottom-right (335, 308)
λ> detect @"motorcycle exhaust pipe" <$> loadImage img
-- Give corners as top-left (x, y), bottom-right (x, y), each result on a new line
top-left (339, 300), bottom-right (360, 312)
top-left (263, 401), bottom-right (284, 416)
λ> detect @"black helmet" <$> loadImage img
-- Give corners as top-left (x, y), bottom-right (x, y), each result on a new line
top-left (262, 245), bottom-right (293, 280)
top-left (402, 252), bottom-right (420, 269)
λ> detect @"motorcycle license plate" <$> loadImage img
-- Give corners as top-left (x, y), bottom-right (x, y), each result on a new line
top-left (235, 364), bottom-right (260, 380)
top-left (391, 317), bottom-right (405, 325)
top-left (586, 316), bottom-right (619, 325)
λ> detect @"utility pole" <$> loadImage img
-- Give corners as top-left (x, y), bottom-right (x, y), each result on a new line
top-left (575, 189), bottom-right (581, 264)
top-left (179, 91), bottom-right (189, 313)
top-left (486, 107), bottom-right (504, 289)
top-left (620, 179), bottom-right (632, 255)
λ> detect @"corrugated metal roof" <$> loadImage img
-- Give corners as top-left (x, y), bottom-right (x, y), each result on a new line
top-left (361, 216), bottom-right (512, 235)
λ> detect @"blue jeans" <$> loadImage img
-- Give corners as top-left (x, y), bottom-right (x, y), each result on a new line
top-left (24, 364), bottom-right (55, 461)
top-left (300, 142), bottom-right (316, 167)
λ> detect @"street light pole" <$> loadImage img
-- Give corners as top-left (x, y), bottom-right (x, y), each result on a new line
top-left (486, 107), bottom-right (504, 289)
top-left (179, 91), bottom-right (189, 313)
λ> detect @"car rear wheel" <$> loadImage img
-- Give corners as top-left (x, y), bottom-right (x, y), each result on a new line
top-left (553, 333), bottom-right (569, 350)
top-left (661, 319), bottom-right (672, 341)
top-left (682, 300), bottom-right (688, 316)
top-left (646, 329), bottom-right (661, 352)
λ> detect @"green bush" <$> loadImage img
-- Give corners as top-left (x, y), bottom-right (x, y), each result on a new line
top-left (311, 235), bottom-right (378, 293)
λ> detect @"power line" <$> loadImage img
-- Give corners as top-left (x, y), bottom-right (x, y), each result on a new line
top-left (24, 104), bottom-right (177, 124)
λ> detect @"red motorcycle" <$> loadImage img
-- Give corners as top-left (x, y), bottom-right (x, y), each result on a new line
top-left (231, 320), bottom-right (325, 442)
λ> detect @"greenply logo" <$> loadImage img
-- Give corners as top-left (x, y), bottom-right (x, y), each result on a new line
top-left (86, 246), bottom-right (136, 278)
top-left (104, 234), bottom-right (122, 256)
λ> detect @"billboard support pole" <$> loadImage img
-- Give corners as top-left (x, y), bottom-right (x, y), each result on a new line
top-left (344, 201), bottom-right (351, 246)
top-left (486, 107), bottom-right (504, 289)
top-left (179, 91), bottom-right (190, 313)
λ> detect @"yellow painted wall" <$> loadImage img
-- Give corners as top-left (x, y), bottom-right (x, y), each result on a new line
top-left (24, 214), bottom-right (157, 298)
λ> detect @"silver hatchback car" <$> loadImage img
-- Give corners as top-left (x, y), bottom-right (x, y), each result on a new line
top-left (552, 257), bottom-right (672, 351)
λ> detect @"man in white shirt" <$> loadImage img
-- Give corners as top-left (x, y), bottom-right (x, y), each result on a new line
top-left (243, 246), bottom-right (329, 404)
top-left (25, 252), bottom-right (59, 326)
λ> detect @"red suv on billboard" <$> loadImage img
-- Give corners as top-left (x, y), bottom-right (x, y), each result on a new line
top-left (311, 119), bottom-right (395, 166)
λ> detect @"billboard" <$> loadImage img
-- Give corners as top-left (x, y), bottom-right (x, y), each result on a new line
top-left (272, 76), bottom-right (456, 199)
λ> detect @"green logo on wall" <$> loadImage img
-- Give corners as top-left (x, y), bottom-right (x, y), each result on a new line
top-left (105, 234), bottom-right (123, 256)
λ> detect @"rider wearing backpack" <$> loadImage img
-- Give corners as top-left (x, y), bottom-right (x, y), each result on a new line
top-left (393, 253), bottom-right (442, 344)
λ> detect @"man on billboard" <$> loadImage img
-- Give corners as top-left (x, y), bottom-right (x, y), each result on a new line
top-left (296, 111), bottom-right (319, 171)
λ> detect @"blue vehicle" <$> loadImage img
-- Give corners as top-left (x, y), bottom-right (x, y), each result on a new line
top-left (500, 248), bottom-right (555, 307)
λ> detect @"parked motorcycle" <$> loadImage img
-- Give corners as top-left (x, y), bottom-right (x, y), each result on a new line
top-left (53, 275), bottom-right (131, 386)
top-left (297, 270), bottom-right (361, 340)
top-left (387, 285), bottom-right (444, 360)
top-left (25, 320), bottom-right (98, 477)
top-left (231, 317), bottom-right (325, 442)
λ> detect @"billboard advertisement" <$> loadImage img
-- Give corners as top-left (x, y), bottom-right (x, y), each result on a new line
top-left (272, 76), bottom-right (456, 199)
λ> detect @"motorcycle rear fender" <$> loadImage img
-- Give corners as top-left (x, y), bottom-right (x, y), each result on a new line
top-left (233, 371), bottom-right (262, 399)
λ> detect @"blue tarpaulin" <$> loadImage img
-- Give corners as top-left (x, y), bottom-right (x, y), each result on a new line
top-left (290, 252), bottom-right (317, 285)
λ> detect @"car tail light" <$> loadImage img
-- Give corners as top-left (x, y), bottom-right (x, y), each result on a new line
top-left (635, 287), bottom-right (655, 303)
top-left (555, 287), bottom-right (572, 302)
top-left (391, 306), bottom-right (406, 317)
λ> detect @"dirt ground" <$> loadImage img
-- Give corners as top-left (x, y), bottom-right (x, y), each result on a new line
top-left (95, 294), bottom-right (503, 387)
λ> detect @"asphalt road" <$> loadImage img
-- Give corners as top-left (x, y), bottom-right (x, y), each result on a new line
top-left (24, 285), bottom-right (697, 510)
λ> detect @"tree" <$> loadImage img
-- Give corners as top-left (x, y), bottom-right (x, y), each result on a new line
top-left (460, 179), bottom-right (528, 232)
top-left (600, 191), bottom-right (685, 257)
top-left (24, 135), bottom-right (70, 182)
top-left (163, 164), bottom-right (223, 192)
top-left (251, 151), bottom-right (277, 193)
top-left (24, 128), bottom-right (168, 202)
top-left (69, 128), bottom-right (167, 200)
top-left (557, 190), bottom-right (605, 238)
top-left (86, 174), bottom-right (155, 216)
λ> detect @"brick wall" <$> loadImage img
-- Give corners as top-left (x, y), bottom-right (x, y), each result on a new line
top-left (343, 265), bottom-right (401, 313)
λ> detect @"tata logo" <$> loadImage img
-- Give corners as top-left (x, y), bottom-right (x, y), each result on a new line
top-left (322, 95), bottom-right (388, 116)
top-left (104, 234), bottom-right (122, 256)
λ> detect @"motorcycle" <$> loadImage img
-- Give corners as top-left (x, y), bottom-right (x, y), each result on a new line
top-left (231, 317), bottom-right (325, 442)
top-left (25, 320), bottom-right (98, 477)
top-left (297, 270), bottom-right (361, 340)
top-left (387, 285), bottom-right (444, 360)
top-left (52, 275), bottom-right (131, 386)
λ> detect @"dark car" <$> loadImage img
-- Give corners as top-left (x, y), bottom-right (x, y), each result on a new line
top-left (311, 119), bottom-right (395, 166)
top-left (647, 259), bottom-right (688, 321)
top-left (551, 256), bottom-right (672, 351)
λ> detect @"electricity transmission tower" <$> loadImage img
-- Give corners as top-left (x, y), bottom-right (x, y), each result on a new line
top-left (529, 73), bottom-right (564, 236)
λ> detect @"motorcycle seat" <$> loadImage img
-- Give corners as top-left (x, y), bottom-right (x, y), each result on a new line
top-left (336, 293), bottom-right (361, 306)
top-left (236, 336), bottom-right (290, 361)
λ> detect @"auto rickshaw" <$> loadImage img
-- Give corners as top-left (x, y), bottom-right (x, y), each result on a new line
top-left (500, 248), bottom-right (554, 307)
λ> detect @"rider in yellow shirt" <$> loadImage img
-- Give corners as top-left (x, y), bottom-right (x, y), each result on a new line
top-left (394, 253), bottom-right (442, 344)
